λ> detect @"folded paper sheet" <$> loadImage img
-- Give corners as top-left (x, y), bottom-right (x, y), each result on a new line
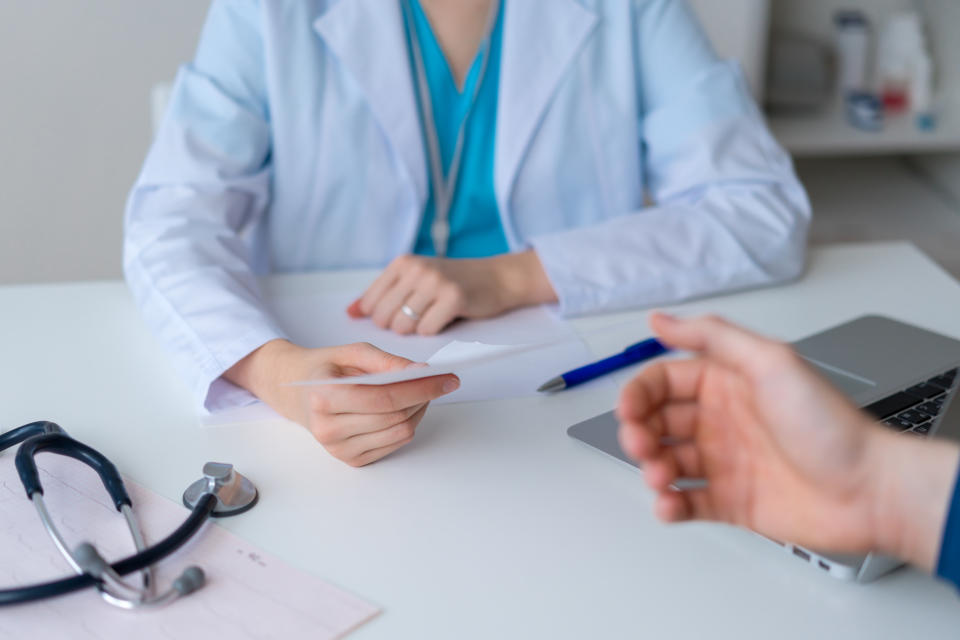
top-left (202, 290), bottom-right (596, 426)
top-left (0, 454), bottom-right (379, 638)
top-left (271, 290), bottom-right (579, 361)
top-left (289, 338), bottom-right (573, 395)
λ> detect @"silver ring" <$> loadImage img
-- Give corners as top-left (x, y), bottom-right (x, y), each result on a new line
top-left (400, 304), bottom-right (421, 321)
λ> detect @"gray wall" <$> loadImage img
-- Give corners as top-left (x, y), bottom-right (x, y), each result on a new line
top-left (910, 0), bottom-right (960, 204)
top-left (0, 1), bottom-right (209, 285)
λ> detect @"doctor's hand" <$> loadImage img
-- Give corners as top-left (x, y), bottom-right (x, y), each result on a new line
top-left (225, 340), bottom-right (459, 467)
top-left (347, 250), bottom-right (557, 335)
top-left (617, 313), bottom-right (960, 572)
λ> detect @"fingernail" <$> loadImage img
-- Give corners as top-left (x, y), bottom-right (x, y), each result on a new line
top-left (442, 378), bottom-right (460, 394)
top-left (346, 300), bottom-right (364, 317)
top-left (406, 362), bottom-right (429, 369)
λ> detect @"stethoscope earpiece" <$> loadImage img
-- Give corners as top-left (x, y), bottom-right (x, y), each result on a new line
top-left (172, 566), bottom-right (206, 596)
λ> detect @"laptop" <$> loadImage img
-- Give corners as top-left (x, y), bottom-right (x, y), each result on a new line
top-left (567, 315), bottom-right (960, 582)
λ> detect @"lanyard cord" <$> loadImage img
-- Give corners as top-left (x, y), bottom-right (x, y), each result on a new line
top-left (403, 0), bottom-right (501, 257)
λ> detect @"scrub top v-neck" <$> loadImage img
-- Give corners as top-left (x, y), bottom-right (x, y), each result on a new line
top-left (404, 0), bottom-right (510, 258)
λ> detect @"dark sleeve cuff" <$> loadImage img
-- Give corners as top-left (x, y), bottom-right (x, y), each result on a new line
top-left (935, 463), bottom-right (960, 589)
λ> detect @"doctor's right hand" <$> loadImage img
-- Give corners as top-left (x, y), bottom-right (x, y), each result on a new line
top-left (225, 339), bottom-right (459, 466)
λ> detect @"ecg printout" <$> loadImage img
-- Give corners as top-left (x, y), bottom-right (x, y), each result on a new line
top-left (0, 453), bottom-right (379, 638)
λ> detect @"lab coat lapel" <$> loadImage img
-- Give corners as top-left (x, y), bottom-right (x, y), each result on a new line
top-left (496, 0), bottom-right (597, 216)
top-left (314, 0), bottom-right (428, 206)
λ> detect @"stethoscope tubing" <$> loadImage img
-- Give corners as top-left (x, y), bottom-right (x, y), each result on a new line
top-left (0, 492), bottom-right (216, 606)
top-left (402, 0), bottom-right (500, 258)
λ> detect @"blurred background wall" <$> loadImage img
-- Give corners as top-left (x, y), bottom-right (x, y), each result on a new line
top-left (0, 1), bottom-right (207, 284)
top-left (1, 0), bottom-right (958, 285)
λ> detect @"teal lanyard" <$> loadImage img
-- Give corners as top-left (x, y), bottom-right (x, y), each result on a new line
top-left (401, 0), bottom-right (501, 257)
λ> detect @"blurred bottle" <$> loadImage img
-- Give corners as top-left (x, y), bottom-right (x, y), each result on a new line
top-left (912, 53), bottom-right (935, 130)
top-left (834, 10), bottom-right (871, 97)
top-left (876, 11), bottom-right (936, 127)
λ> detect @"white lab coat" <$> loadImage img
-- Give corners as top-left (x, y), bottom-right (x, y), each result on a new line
top-left (124, 0), bottom-right (811, 411)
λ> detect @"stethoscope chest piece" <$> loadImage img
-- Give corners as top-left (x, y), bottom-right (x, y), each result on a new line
top-left (183, 461), bottom-right (259, 517)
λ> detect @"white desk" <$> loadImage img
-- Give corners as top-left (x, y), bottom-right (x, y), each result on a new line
top-left (2, 242), bottom-right (960, 638)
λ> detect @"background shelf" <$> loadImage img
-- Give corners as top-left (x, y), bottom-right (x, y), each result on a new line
top-left (769, 102), bottom-right (960, 157)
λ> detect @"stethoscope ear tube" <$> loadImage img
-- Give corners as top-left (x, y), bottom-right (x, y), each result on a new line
top-left (15, 433), bottom-right (131, 511)
top-left (0, 421), bottom-right (63, 452)
top-left (402, 0), bottom-right (501, 258)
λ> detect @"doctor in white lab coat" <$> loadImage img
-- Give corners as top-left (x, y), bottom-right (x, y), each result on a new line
top-left (125, 0), bottom-right (810, 466)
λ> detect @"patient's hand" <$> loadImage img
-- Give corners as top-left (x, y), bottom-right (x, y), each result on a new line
top-left (347, 251), bottom-right (557, 335)
top-left (225, 340), bottom-right (459, 466)
top-left (617, 313), bottom-right (960, 571)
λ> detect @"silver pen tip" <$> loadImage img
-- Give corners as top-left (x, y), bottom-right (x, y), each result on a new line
top-left (537, 377), bottom-right (566, 393)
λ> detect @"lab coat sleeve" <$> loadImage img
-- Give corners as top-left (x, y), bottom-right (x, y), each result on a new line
top-left (123, 0), bottom-right (286, 412)
top-left (529, 0), bottom-right (811, 316)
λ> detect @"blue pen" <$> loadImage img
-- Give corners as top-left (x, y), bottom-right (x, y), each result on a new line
top-left (536, 337), bottom-right (670, 392)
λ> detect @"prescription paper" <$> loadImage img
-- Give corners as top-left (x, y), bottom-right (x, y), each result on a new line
top-left (289, 337), bottom-right (576, 395)
top-left (202, 291), bottom-right (597, 426)
top-left (271, 290), bottom-right (597, 404)
top-left (270, 290), bottom-right (575, 359)
top-left (291, 340), bottom-right (527, 386)
top-left (0, 454), bottom-right (379, 638)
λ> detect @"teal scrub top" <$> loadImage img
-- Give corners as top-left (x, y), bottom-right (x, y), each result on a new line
top-left (404, 0), bottom-right (510, 258)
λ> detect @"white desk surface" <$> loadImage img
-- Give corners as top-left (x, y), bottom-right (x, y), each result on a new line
top-left (2, 242), bottom-right (960, 638)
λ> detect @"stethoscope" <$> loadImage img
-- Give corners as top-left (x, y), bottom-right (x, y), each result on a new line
top-left (0, 421), bottom-right (258, 609)
top-left (402, 0), bottom-right (501, 257)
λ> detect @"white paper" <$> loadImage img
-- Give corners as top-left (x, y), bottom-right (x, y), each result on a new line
top-left (0, 454), bottom-right (379, 638)
top-left (203, 290), bottom-right (597, 426)
top-left (290, 340), bottom-right (559, 387)
top-left (270, 289), bottom-right (580, 362)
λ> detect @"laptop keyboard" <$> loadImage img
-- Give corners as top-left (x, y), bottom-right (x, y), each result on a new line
top-left (866, 368), bottom-right (958, 436)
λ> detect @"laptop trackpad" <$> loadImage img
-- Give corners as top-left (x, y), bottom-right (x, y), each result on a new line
top-left (792, 315), bottom-right (960, 403)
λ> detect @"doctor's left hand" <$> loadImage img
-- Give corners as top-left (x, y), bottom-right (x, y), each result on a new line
top-left (347, 250), bottom-right (558, 335)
